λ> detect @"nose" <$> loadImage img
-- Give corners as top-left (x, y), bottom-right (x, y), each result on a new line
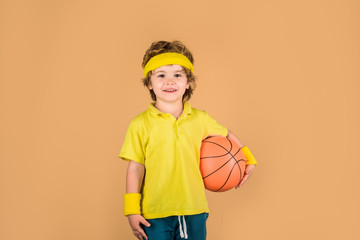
top-left (165, 77), bottom-right (175, 85)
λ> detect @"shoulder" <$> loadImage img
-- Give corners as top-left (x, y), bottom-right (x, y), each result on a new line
top-left (126, 109), bottom-right (150, 130)
top-left (189, 106), bottom-right (223, 126)
top-left (131, 110), bottom-right (148, 122)
top-left (190, 106), bottom-right (212, 119)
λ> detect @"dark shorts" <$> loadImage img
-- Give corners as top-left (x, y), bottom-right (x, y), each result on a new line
top-left (143, 213), bottom-right (209, 240)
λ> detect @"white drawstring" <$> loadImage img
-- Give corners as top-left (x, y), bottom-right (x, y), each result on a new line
top-left (178, 216), bottom-right (188, 239)
top-left (182, 215), bottom-right (188, 239)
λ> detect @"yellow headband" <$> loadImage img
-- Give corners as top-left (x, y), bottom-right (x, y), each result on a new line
top-left (143, 52), bottom-right (194, 77)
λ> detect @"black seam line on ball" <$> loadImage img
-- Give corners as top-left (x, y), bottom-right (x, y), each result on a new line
top-left (202, 138), bottom-right (245, 180)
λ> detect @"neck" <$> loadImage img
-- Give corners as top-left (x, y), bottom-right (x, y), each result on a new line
top-left (155, 100), bottom-right (184, 119)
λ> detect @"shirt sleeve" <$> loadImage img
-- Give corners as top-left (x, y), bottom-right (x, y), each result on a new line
top-left (204, 111), bottom-right (228, 138)
top-left (118, 120), bottom-right (145, 164)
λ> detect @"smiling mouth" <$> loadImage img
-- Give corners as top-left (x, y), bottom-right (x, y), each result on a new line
top-left (163, 89), bottom-right (177, 92)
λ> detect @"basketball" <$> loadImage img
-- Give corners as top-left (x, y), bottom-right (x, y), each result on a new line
top-left (200, 136), bottom-right (246, 192)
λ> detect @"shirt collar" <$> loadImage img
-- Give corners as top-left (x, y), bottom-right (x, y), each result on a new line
top-left (148, 102), bottom-right (192, 117)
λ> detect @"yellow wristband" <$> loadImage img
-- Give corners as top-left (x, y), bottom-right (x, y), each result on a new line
top-left (124, 193), bottom-right (141, 216)
top-left (241, 146), bottom-right (258, 165)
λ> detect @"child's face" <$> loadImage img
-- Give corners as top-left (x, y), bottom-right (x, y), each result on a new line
top-left (149, 64), bottom-right (189, 104)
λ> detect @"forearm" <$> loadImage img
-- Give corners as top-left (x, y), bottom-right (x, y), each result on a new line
top-left (124, 160), bottom-right (144, 216)
top-left (126, 160), bottom-right (145, 193)
top-left (227, 130), bottom-right (244, 148)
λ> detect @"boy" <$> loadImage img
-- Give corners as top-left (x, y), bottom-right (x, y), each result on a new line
top-left (119, 40), bottom-right (257, 240)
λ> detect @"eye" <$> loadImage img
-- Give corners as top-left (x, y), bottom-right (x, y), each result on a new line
top-left (158, 74), bottom-right (165, 78)
top-left (174, 73), bottom-right (183, 77)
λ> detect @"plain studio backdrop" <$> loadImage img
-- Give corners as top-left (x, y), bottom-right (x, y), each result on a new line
top-left (0, 0), bottom-right (359, 239)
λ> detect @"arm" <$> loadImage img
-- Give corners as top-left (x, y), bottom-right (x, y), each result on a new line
top-left (126, 160), bottom-right (145, 193)
top-left (227, 130), bottom-right (257, 189)
top-left (227, 130), bottom-right (244, 148)
top-left (126, 160), bottom-right (150, 240)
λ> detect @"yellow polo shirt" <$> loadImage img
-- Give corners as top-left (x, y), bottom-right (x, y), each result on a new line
top-left (119, 102), bottom-right (228, 219)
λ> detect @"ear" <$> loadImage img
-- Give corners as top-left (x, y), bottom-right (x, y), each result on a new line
top-left (148, 82), bottom-right (153, 90)
top-left (186, 82), bottom-right (190, 89)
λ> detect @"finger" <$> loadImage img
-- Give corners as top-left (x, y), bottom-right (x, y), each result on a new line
top-left (133, 231), bottom-right (143, 240)
top-left (245, 168), bottom-right (254, 176)
top-left (133, 231), bottom-right (139, 240)
top-left (133, 226), bottom-right (148, 240)
top-left (140, 218), bottom-right (151, 227)
top-left (236, 174), bottom-right (249, 188)
top-left (240, 174), bottom-right (250, 186)
top-left (136, 228), bottom-right (148, 240)
top-left (235, 178), bottom-right (244, 189)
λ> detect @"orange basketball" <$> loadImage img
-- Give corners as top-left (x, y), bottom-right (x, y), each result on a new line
top-left (200, 136), bottom-right (246, 192)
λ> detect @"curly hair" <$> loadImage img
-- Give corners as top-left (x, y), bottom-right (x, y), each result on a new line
top-left (141, 40), bottom-right (197, 102)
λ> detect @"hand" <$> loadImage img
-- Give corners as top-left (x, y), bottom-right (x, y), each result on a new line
top-left (127, 214), bottom-right (151, 240)
top-left (235, 164), bottom-right (256, 189)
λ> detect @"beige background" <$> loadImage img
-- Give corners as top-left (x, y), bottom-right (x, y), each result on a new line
top-left (1, 0), bottom-right (359, 239)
